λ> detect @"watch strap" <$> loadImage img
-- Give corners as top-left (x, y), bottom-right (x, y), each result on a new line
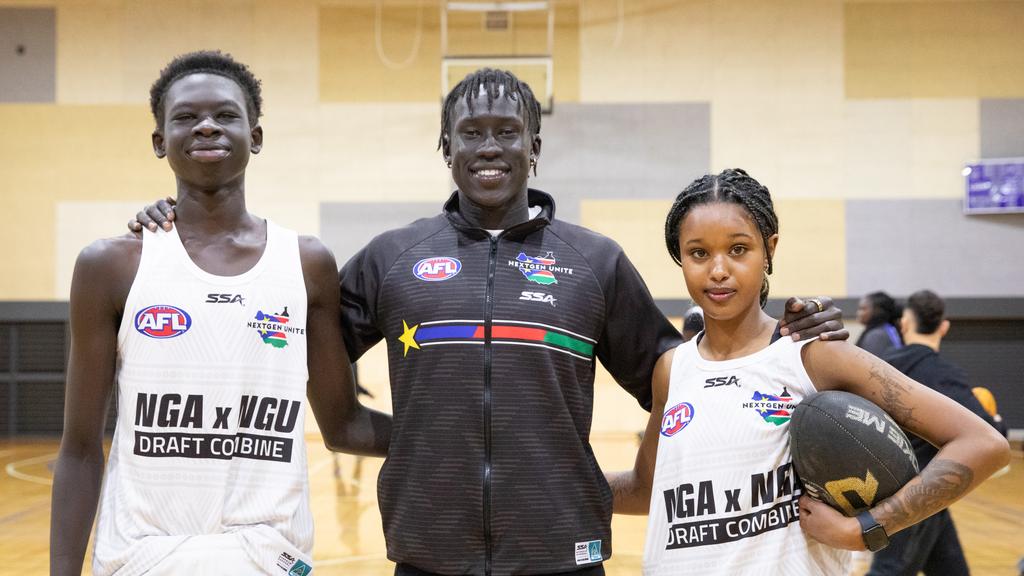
top-left (856, 510), bottom-right (889, 552)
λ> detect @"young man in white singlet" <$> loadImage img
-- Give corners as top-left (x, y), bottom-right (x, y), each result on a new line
top-left (49, 51), bottom-right (391, 576)
top-left (607, 169), bottom-right (1009, 576)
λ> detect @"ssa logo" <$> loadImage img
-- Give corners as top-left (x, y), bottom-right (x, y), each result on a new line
top-left (413, 257), bottom-right (462, 282)
top-left (205, 293), bottom-right (245, 306)
top-left (704, 375), bottom-right (740, 388)
top-left (135, 305), bottom-right (192, 339)
top-left (519, 291), bottom-right (557, 307)
top-left (661, 402), bottom-right (694, 437)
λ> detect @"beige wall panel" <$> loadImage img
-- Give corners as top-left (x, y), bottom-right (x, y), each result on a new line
top-left (707, 2), bottom-right (845, 194)
top-left (711, 96), bottom-right (845, 198)
top-left (247, 1), bottom-right (319, 106)
top-left (3, 196), bottom-right (56, 300)
top-left (54, 202), bottom-right (148, 299)
top-left (56, 1), bottom-right (126, 104)
top-left (57, 0), bottom-right (318, 105)
top-left (580, 198), bottom-right (846, 300)
top-left (771, 199), bottom-right (846, 298)
top-left (845, 1), bottom-right (1024, 98)
top-left (579, 0), bottom-right (843, 103)
top-left (579, 0), bottom-right (713, 102)
top-left (315, 103), bottom-right (452, 203)
top-left (580, 199), bottom-right (678, 299)
top-left (843, 99), bottom-right (978, 198)
top-left (709, 1), bottom-right (843, 102)
top-left (0, 104), bottom-right (166, 299)
top-left (246, 107), bottom-right (323, 204)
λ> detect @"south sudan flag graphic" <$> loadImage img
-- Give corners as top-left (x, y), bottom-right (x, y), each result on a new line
top-left (516, 252), bottom-right (559, 285)
top-left (750, 387), bottom-right (795, 426)
top-left (398, 319), bottom-right (594, 360)
top-left (255, 308), bottom-right (290, 349)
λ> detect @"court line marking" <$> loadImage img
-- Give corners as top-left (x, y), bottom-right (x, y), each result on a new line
top-left (5, 452), bottom-right (57, 486)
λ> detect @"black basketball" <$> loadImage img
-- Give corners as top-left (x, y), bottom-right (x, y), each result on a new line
top-left (790, 390), bottom-right (919, 517)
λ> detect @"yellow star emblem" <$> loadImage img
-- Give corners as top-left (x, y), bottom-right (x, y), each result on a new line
top-left (398, 320), bottom-right (421, 357)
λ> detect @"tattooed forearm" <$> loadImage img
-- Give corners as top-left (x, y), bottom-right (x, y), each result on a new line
top-left (873, 459), bottom-right (974, 533)
top-left (866, 358), bottom-right (917, 428)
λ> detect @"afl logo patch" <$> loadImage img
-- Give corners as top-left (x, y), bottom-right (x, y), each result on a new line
top-left (413, 257), bottom-right (462, 282)
top-left (661, 402), bottom-right (694, 437)
top-left (135, 305), bottom-right (192, 339)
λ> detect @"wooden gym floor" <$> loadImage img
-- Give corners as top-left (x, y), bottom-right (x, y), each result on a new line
top-left (2, 349), bottom-right (1022, 575)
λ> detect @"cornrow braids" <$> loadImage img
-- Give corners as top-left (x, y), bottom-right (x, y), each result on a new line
top-left (664, 168), bottom-right (780, 308)
top-left (438, 68), bottom-right (542, 151)
top-left (150, 50), bottom-right (263, 128)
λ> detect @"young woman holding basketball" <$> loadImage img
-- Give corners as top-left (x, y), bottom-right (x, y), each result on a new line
top-left (607, 169), bottom-right (1008, 575)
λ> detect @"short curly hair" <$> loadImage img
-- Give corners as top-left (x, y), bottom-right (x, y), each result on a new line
top-left (149, 50), bottom-right (263, 127)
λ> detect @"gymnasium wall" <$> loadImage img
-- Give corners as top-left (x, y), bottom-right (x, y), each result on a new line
top-left (2, 0), bottom-right (1023, 303)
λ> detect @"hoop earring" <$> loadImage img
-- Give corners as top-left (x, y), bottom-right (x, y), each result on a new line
top-left (760, 270), bottom-right (770, 309)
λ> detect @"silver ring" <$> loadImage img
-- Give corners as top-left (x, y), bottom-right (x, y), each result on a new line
top-left (808, 298), bottom-right (824, 313)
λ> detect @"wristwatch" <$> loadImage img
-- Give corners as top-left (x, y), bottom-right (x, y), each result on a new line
top-left (856, 510), bottom-right (889, 552)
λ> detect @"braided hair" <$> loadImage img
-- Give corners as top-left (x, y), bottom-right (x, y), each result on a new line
top-left (861, 291), bottom-right (901, 330)
top-left (438, 68), bottom-right (542, 155)
top-left (664, 169), bottom-right (779, 308)
top-left (150, 50), bottom-right (263, 128)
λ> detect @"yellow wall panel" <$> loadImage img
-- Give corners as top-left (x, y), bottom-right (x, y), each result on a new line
top-left (0, 104), bottom-right (168, 299)
top-left (580, 198), bottom-right (847, 301)
top-left (579, 0), bottom-right (713, 102)
top-left (579, 0), bottom-right (843, 103)
top-left (771, 199), bottom-right (846, 298)
top-left (320, 2), bottom-right (579, 103)
top-left (845, 1), bottom-right (1024, 98)
top-left (56, 1), bottom-right (319, 106)
top-left (320, 4), bottom-right (442, 103)
top-left (580, 199), bottom-right (681, 300)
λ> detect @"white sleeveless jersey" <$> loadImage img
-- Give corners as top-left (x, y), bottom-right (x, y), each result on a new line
top-left (642, 336), bottom-right (851, 576)
top-left (93, 222), bottom-right (314, 576)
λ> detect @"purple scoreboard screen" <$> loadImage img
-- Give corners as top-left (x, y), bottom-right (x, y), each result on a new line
top-left (963, 158), bottom-right (1024, 214)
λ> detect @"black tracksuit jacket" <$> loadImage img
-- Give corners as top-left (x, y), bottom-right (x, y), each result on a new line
top-left (339, 190), bottom-right (682, 575)
top-left (882, 343), bottom-right (996, 470)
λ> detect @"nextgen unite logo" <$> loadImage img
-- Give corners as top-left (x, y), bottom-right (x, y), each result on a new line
top-left (135, 305), bottom-right (192, 339)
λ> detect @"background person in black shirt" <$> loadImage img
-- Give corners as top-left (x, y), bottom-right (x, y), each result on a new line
top-left (868, 289), bottom-right (999, 576)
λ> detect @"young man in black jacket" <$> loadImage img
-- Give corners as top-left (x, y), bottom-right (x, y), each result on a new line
top-left (131, 68), bottom-right (847, 576)
top-left (868, 289), bottom-right (997, 576)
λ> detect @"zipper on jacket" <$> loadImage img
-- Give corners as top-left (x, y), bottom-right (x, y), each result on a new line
top-left (483, 236), bottom-right (498, 576)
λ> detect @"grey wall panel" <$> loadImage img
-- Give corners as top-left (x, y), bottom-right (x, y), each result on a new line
top-left (0, 8), bottom-right (55, 103)
top-left (846, 198), bottom-right (1024, 297)
top-left (529, 102), bottom-right (711, 223)
top-left (320, 202), bottom-right (442, 267)
top-left (980, 99), bottom-right (1024, 159)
